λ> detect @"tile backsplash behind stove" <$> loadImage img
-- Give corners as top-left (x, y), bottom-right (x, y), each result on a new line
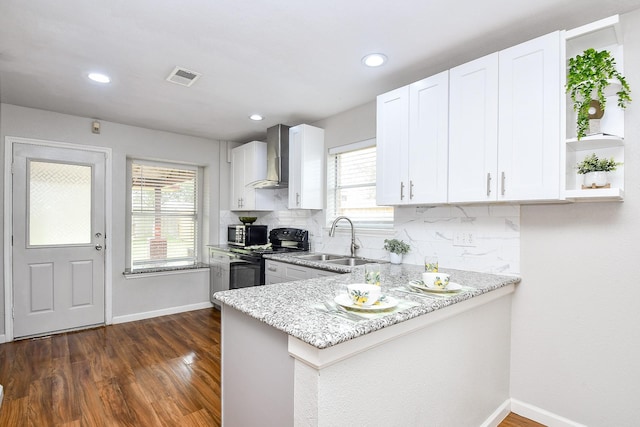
top-left (220, 189), bottom-right (520, 275)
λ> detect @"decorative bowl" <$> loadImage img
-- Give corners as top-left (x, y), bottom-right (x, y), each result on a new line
top-left (239, 216), bottom-right (258, 224)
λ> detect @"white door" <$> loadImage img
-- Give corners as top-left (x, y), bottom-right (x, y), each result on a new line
top-left (12, 142), bottom-right (106, 338)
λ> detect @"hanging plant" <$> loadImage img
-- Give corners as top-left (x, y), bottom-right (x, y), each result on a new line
top-left (566, 48), bottom-right (631, 140)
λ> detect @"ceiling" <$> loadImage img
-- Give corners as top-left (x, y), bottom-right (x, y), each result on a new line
top-left (2, 1), bottom-right (640, 143)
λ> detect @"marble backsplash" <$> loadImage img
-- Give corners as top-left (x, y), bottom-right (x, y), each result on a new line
top-left (220, 189), bottom-right (520, 275)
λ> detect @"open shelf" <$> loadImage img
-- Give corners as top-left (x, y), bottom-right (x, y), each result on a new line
top-left (566, 134), bottom-right (624, 151)
top-left (564, 187), bottom-right (624, 202)
top-left (563, 15), bottom-right (625, 203)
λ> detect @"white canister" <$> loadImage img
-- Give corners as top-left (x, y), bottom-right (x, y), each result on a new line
top-left (583, 171), bottom-right (608, 187)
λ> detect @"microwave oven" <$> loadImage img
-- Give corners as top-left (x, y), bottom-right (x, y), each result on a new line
top-left (227, 225), bottom-right (268, 247)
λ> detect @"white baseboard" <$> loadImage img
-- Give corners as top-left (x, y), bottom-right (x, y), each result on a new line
top-left (0, 334), bottom-right (6, 344)
top-left (480, 399), bottom-right (511, 427)
top-left (511, 398), bottom-right (587, 427)
top-left (111, 301), bottom-right (214, 325)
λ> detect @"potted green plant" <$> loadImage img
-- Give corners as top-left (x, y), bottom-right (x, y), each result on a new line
top-left (566, 48), bottom-right (631, 140)
top-left (576, 153), bottom-right (621, 188)
top-left (383, 238), bottom-right (410, 264)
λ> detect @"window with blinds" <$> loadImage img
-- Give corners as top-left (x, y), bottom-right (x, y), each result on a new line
top-left (129, 161), bottom-right (199, 271)
top-left (327, 141), bottom-right (393, 228)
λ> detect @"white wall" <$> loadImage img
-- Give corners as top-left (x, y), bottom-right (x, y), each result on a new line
top-left (0, 104), bottom-right (222, 333)
top-left (511, 9), bottom-right (640, 426)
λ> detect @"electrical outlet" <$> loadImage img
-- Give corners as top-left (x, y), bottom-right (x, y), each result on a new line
top-left (453, 232), bottom-right (476, 247)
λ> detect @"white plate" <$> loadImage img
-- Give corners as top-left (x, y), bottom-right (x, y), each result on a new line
top-left (409, 280), bottom-right (463, 293)
top-left (334, 294), bottom-right (398, 311)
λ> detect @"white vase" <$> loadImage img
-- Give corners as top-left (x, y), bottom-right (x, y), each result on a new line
top-left (389, 253), bottom-right (403, 265)
top-left (583, 171), bottom-right (608, 187)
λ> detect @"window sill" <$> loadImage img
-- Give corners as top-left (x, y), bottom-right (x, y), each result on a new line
top-left (123, 263), bottom-right (209, 279)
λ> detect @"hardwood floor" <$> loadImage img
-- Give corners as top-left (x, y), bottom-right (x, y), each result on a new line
top-left (499, 412), bottom-right (546, 426)
top-left (0, 307), bottom-right (543, 426)
top-left (0, 308), bottom-right (221, 426)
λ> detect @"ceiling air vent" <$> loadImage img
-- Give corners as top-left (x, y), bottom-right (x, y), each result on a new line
top-left (166, 66), bottom-right (202, 87)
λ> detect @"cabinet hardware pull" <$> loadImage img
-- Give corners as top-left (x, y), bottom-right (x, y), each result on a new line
top-left (501, 172), bottom-right (506, 196)
top-left (296, 193), bottom-right (300, 206)
top-left (486, 173), bottom-right (492, 196)
top-left (410, 180), bottom-right (414, 199)
top-left (400, 182), bottom-right (405, 200)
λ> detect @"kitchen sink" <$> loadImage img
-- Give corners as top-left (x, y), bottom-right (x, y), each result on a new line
top-left (325, 258), bottom-right (373, 266)
top-left (290, 252), bottom-right (384, 266)
top-left (294, 253), bottom-right (344, 261)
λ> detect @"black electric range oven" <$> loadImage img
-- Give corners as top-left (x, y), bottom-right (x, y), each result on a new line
top-left (210, 228), bottom-right (309, 304)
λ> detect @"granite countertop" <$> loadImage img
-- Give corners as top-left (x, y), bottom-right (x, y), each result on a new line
top-left (215, 260), bottom-right (520, 350)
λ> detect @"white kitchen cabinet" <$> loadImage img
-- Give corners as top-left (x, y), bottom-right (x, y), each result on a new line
top-left (498, 31), bottom-right (562, 201)
top-left (264, 260), bottom-right (339, 285)
top-left (288, 124), bottom-right (325, 209)
top-left (376, 86), bottom-right (409, 205)
top-left (449, 31), bottom-right (562, 203)
top-left (230, 141), bottom-right (274, 211)
top-left (448, 52), bottom-right (500, 203)
top-left (376, 71), bottom-right (449, 205)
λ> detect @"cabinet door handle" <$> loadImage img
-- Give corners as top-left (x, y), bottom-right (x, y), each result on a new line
top-left (501, 172), bottom-right (506, 196)
top-left (410, 180), bottom-right (414, 200)
top-left (268, 266), bottom-right (277, 272)
top-left (486, 173), bottom-right (492, 197)
top-left (400, 182), bottom-right (405, 200)
top-left (296, 193), bottom-right (300, 206)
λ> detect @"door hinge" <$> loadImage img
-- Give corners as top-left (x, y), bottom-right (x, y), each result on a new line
top-left (12, 307), bottom-right (15, 319)
top-left (10, 163), bottom-right (15, 174)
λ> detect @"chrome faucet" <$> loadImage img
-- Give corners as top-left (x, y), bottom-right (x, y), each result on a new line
top-left (329, 216), bottom-right (359, 258)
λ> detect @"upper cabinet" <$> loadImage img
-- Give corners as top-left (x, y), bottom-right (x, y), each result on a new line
top-left (498, 31), bottom-right (562, 201)
top-left (449, 31), bottom-right (562, 203)
top-left (288, 124), bottom-right (325, 209)
top-left (379, 31), bottom-right (563, 206)
top-left (230, 141), bottom-right (274, 211)
top-left (377, 71), bottom-right (449, 205)
top-left (448, 53), bottom-right (499, 203)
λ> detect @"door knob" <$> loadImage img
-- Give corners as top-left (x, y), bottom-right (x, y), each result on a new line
top-left (95, 244), bottom-right (103, 251)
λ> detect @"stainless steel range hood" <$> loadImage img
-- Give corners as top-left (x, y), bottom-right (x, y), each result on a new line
top-left (250, 124), bottom-right (290, 189)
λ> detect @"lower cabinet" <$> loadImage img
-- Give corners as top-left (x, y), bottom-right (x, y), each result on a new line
top-left (265, 260), bottom-right (339, 284)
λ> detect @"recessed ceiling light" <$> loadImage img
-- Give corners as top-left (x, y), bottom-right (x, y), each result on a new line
top-left (88, 72), bottom-right (111, 83)
top-left (362, 53), bottom-right (388, 67)
top-left (249, 114), bottom-right (264, 121)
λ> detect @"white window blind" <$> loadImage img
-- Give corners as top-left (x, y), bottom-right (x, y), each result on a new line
top-left (327, 141), bottom-right (393, 228)
top-left (130, 161), bottom-right (199, 270)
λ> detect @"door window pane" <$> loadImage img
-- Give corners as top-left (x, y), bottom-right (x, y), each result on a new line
top-left (29, 161), bottom-right (92, 246)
